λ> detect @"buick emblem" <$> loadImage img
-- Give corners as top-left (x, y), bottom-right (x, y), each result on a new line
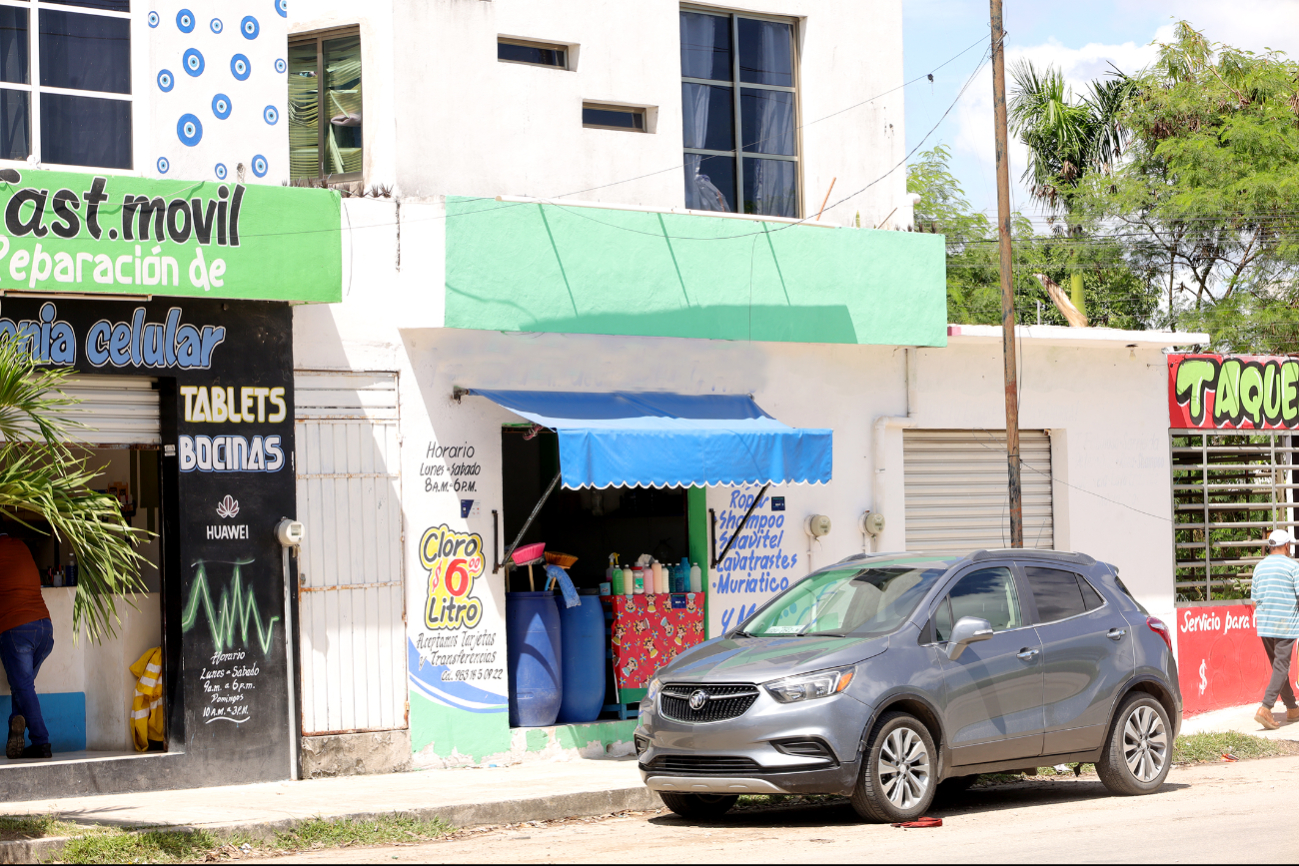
top-left (688, 689), bottom-right (709, 711)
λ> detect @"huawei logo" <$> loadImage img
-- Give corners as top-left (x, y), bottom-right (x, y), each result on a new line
top-left (216, 495), bottom-right (240, 519)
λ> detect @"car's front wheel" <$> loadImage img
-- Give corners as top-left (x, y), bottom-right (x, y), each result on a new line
top-left (659, 792), bottom-right (738, 820)
top-left (851, 711), bottom-right (937, 822)
top-left (1096, 693), bottom-right (1172, 796)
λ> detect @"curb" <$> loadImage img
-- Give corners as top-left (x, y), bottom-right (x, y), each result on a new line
top-left (0, 785), bottom-right (662, 864)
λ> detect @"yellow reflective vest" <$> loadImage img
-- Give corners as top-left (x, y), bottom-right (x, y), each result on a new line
top-left (130, 646), bottom-right (164, 751)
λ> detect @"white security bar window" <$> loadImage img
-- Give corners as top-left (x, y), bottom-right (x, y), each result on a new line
top-left (498, 38), bottom-right (568, 70)
top-left (583, 103), bottom-right (644, 132)
top-left (0, 0), bottom-right (132, 169)
top-left (680, 7), bottom-right (798, 217)
top-left (289, 27), bottom-right (362, 181)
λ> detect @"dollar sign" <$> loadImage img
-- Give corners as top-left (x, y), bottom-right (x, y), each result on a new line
top-left (1199, 658), bottom-right (1208, 696)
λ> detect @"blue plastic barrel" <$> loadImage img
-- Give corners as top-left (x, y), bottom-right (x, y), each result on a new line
top-left (506, 592), bottom-right (563, 727)
top-left (557, 591), bottom-right (607, 724)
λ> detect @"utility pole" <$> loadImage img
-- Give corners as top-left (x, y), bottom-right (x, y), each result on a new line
top-left (990, 0), bottom-right (1024, 547)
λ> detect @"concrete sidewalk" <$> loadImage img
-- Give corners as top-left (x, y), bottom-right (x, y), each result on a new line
top-left (1182, 703), bottom-right (1299, 741)
top-left (0, 756), bottom-right (658, 861)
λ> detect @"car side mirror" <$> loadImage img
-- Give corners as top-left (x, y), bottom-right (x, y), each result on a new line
top-left (946, 616), bottom-right (995, 661)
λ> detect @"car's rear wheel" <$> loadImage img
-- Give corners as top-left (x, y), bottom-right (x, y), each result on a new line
top-left (659, 792), bottom-right (738, 820)
top-left (851, 711), bottom-right (937, 823)
top-left (1096, 693), bottom-right (1172, 796)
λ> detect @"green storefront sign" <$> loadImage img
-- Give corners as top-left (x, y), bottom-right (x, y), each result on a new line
top-left (0, 170), bottom-right (342, 303)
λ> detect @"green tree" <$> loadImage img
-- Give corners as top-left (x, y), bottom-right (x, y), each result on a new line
top-left (0, 340), bottom-right (148, 641)
top-left (908, 144), bottom-right (1157, 329)
top-left (1077, 22), bottom-right (1299, 349)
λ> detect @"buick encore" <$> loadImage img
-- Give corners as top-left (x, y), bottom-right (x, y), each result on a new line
top-left (636, 549), bottom-right (1182, 823)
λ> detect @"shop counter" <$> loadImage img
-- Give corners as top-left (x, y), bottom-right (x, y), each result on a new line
top-left (603, 593), bottom-right (705, 699)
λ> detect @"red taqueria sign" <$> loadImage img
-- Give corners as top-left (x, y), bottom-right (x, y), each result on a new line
top-left (1169, 354), bottom-right (1299, 429)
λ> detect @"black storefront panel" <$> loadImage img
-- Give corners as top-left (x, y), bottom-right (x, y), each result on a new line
top-left (0, 296), bottom-right (296, 792)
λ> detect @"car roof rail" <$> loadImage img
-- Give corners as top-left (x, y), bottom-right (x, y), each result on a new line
top-left (969, 548), bottom-right (1097, 566)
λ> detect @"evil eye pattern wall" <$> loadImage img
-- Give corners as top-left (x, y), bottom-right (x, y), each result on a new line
top-left (149, 2), bottom-right (289, 184)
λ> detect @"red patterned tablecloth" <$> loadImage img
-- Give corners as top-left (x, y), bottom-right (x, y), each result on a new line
top-left (603, 593), bottom-right (705, 693)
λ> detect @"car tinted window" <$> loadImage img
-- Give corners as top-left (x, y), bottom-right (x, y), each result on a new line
top-left (742, 564), bottom-right (948, 637)
top-left (947, 566), bottom-right (1022, 632)
top-left (1078, 575), bottom-right (1105, 611)
top-left (1025, 566), bottom-right (1088, 622)
top-left (933, 597), bottom-right (953, 643)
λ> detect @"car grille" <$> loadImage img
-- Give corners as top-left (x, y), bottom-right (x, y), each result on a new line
top-left (660, 683), bottom-right (759, 723)
top-left (640, 755), bottom-right (762, 774)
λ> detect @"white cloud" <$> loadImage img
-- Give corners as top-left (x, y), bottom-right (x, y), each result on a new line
top-left (947, 26), bottom-right (1177, 218)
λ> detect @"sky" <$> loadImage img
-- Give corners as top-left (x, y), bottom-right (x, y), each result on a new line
top-left (902, 0), bottom-right (1299, 220)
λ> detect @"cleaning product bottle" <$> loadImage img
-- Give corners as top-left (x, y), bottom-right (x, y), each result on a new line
top-left (689, 561), bottom-right (702, 593)
top-left (633, 569), bottom-right (645, 594)
top-left (65, 551), bottom-right (78, 588)
top-left (611, 565), bottom-right (624, 597)
top-left (624, 567), bottom-right (634, 598)
top-left (679, 557), bottom-right (691, 593)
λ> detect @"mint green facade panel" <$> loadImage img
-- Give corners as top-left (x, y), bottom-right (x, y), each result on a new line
top-left (444, 197), bottom-right (947, 347)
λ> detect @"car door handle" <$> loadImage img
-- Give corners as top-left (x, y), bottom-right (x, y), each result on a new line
top-left (1016, 648), bottom-right (1039, 662)
top-left (1107, 628), bottom-right (1127, 641)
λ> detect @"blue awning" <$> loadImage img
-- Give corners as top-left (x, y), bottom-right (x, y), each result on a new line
top-left (466, 390), bottom-right (832, 489)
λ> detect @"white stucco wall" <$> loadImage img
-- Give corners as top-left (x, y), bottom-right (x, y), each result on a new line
top-left (288, 0), bottom-right (909, 228)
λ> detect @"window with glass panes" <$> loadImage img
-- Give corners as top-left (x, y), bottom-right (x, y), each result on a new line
top-left (289, 28), bottom-right (362, 181)
top-left (0, 0), bottom-right (132, 169)
top-left (680, 8), bottom-right (798, 217)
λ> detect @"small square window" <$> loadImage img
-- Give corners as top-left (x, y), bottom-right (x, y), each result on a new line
top-left (582, 103), bottom-right (644, 132)
top-left (498, 39), bottom-right (567, 69)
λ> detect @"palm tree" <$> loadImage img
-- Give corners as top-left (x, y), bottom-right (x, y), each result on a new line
top-left (1009, 60), bottom-right (1136, 314)
top-left (0, 339), bottom-right (148, 642)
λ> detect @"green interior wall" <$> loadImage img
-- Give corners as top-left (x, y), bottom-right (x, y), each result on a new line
top-left (688, 486), bottom-right (711, 638)
top-left (445, 197), bottom-right (947, 347)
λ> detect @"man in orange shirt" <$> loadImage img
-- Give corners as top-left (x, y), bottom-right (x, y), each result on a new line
top-left (0, 535), bottom-right (54, 759)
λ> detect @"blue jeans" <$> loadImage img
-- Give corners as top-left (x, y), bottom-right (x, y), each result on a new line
top-left (1, 618), bottom-right (54, 748)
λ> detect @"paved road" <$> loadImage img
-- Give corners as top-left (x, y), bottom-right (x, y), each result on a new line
top-left (265, 756), bottom-right (1299, 864)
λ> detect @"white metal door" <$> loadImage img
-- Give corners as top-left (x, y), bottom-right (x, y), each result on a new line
top-left (903, 429), bottom-right (1054, 555)
top-left (294, 372), bottom-right (406, 734)
top-left (63, 376), bottom-right (160, 445)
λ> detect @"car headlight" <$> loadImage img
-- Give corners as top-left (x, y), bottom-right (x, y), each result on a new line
top-left (763, 666), bottom-right (855, 703)
top-left (646, 676), bottom-right (663, 700)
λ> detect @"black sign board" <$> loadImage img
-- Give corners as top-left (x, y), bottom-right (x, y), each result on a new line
top-left (0, 296), bottom-right (295, 787)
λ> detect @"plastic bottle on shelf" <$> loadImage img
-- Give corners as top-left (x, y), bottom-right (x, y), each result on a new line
top-left (633, 570), bottom-right (645, 594)
top-left (689, 561), bottom-right (702, 593)
top-left (65, 551), bottom-right (78, 588)
top-left (611, 566), bottom-right (625, 597)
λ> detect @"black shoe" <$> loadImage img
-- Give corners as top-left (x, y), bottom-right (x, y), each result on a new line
top-left (19, 743), bottom-right (51, 759)
top-left (6, 715), bottom-right (24, 759)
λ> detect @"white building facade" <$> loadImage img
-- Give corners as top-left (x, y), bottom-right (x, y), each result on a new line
top-left (282, 0), bottom-right (1202, 775)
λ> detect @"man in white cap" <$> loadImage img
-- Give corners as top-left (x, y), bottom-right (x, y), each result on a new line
top-left (1251, 528), bottom-right (1299, 730)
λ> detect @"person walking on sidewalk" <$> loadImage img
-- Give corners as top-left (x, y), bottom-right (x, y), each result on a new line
top-left (0, 535), bottom-right (54, 759)
top-left (1251, 528), bottom-right (1299, 731)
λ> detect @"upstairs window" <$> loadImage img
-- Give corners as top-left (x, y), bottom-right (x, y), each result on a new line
top-left (0, 0), bottom-right (133, 169)
top-left (680, 8), bottom-right (798, 217)
top-left (498, 38), bottom-right (568, 70)
top-left (289, 27), bottom-right (363, 181)
top-left (583, 103), bottom-right (645, 132)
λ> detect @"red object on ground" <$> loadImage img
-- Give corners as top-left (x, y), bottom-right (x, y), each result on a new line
top-left (891, 817), bottom-right (943, 828)
top-left (1176, 603), bottom-right (1299, 716)
top-left (604, 593), bottom-right (705, 693)
top-left (1222, 753), bottom-right (1239, 762)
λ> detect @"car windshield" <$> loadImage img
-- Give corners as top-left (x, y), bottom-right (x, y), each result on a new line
top-left (741, 562), bottom-right (949, 638)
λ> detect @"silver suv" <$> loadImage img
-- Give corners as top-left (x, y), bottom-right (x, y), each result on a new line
top-left (636, 550), bottom-right (1181, 823)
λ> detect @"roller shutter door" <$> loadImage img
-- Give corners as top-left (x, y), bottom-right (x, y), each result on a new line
top-left (294, 372), bottom-right (406, 734)
top-left (903, 429), bottom-right (1054, 555)
top-left (62, 376), bottom-right (160, 446)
